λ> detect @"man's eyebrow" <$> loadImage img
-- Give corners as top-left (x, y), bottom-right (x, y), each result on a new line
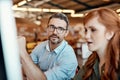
top-left (49, 24), bottom-right (54, 26)
top-left (57, 26), bottom-right (63, 28)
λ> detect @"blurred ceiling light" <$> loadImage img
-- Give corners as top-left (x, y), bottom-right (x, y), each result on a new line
top-left (17, 1), bottom-right (26, 6)
top-left (12, 7), bottom-right (42, 12)
top-left (42, 9), bottom-right (50, 12)
top-left (17, 0), bottom-right (32, 6)
top-left (62, 10), bottom-right (74, 13)
top-left (118, 14), bottom-right (120, 16)
top-left (71, 13), bottom-right (84, 17)
top-left (29, 8), bottom-right (42, 12)
top-left (12, 7), bottom-right (84, 17)
top-left (13, 7), bottom-right (28, 11)
top-left (50, 9), bottom-right (62, 12)
top-left (116, 8), bottom-right (120, 13)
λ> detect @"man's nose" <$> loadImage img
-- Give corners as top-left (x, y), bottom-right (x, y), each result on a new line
top-left (53, 28), bottom-right (57, 34)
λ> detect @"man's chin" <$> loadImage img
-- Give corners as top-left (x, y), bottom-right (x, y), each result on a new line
top-left (51, 40), bottom-right (61, 44)
top-left (51, 41), bottom-right (58, 44)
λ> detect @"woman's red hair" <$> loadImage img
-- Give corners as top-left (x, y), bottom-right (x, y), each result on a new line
top-left (83, 7), bottom-right (120, 80)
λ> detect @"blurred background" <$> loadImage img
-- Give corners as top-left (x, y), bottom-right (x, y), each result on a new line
top-left (12, 0), bottom-right (120, 53)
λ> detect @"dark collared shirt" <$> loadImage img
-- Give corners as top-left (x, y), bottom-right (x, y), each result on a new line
top-left (73, 59), bottom-right (103, 80)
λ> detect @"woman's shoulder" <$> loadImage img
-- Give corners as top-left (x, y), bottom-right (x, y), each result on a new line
top-left (73, 66), bottom-right (85, 80)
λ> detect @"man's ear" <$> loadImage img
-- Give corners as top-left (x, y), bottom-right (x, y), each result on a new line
top-left (65, 30), bottom-right (69, 37)
top-left (105, 31), bottom-right (114, 40)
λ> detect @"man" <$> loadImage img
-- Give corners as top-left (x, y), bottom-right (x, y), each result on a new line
top-left (18, 13), bottom-right (78, 80)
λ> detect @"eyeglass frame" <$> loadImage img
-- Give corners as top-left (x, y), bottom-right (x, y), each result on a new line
top-left (47, 25), bottom-right (68, 34)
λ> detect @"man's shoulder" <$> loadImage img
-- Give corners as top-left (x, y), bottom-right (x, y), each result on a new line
top-left (64, 41), bottom-right (74, 51)
top-left (34, 40), bottom-right (48, 50)
top-left (37, 40), bottom-right (48, 46)
top-left (31, 40), bottom-right (48, 54)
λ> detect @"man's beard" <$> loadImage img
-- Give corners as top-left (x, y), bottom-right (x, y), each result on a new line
top-left (49, 34), bottom-right (61, 44)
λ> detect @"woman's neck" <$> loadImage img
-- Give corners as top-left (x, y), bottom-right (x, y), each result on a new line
top-left (97, 47), bottom-right (107, 75)
top-left (97, 49), bottom-right (106, 65)
top-left (97, 43), bottom-right (107, 64)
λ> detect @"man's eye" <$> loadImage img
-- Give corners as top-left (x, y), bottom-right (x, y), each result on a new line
top-left (91, 28), bottom-right (96, 32)
top-left (58, 27), bottom-right (64, 31)
top-left (50, 25), bottom-right (55, 29)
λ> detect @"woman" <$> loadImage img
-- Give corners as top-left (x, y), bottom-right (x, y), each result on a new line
top-left (74, 7), bottom-right (120, 80)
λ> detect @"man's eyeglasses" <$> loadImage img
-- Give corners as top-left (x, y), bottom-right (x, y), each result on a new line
top-left (48, 25), bottom-right (67, 34)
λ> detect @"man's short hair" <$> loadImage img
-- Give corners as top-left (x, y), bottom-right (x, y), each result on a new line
top-left (48, 13), bottom-right (69, 29)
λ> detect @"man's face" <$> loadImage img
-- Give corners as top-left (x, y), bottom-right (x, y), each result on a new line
top-left (47, 18), bottom-right (68, 44)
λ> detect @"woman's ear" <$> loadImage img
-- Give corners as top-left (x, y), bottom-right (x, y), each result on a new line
top-left (105, 31), bottom-right (114, 40)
